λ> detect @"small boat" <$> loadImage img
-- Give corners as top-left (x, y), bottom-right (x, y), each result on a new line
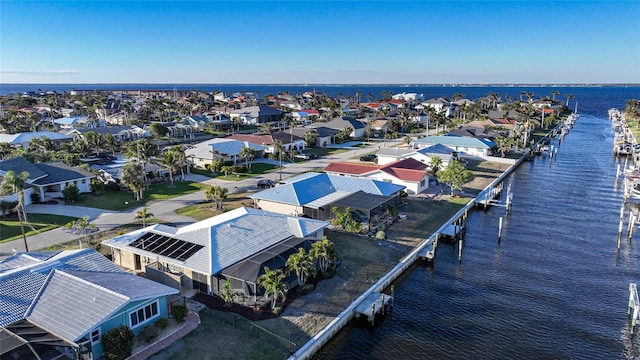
top-left (615, 142), bottom-right (634, 156)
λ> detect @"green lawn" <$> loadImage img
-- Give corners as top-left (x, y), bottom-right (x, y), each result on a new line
top-left (176, 193), bottom-right (253, 221)
top-left (75, 181), bottom-right (205, 211)
top-left (193, 163), bottom-right (279, 181)
top-left (308, 147), bottom-right (349, 158)
top-left (0, 213), bottom-right (78, 242)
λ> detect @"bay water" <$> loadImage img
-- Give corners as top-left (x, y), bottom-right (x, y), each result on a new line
top-left (315, 90), bottom-right (640, 359)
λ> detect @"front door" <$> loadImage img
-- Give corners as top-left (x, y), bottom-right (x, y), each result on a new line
top-left (134, 254), bottom-right (141, 270)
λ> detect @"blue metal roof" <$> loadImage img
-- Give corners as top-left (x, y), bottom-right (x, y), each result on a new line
top-left (250, 173), bottom-right (405, 205)
top-left (414, 135), bottom-right (495, 149)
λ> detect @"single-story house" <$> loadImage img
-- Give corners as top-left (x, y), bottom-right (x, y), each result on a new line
top-left (102, 207), bottom-right (329, 305)
top-left (324, 158), bottom-right (429, 194)
top-left (376, 144), bottom-right (456, 168)
top-left (0, 156), bottom-right (94, 203)
top-left (53, 116), bottom-right (91, 129)
top-left (307, 117), bottom-right (366, 139)
top-left (228, 105), bottom-right (283, 125)
top-left (289, 127), bottom-right (339, 148)
top-left (185, 138), bottom-right (266, 168)
top-left (0, 248), bottom-right (178, 360)
top-left (413, 135), bottom-right (496, 159)
top-left (228, 132), bottom-right (305, 153)
top-left (0, 131), bottom-right (73, 149)
top-left (64, 125), bottom-right (147, 142)
top-left (250, 172), bottom-right (405, 220)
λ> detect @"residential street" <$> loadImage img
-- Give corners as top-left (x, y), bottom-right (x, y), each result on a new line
top-left (0, 141), bottom-right (399, 259)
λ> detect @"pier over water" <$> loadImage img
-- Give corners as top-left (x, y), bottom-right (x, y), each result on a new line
top-left (316, 109), bottom-right (640, 358)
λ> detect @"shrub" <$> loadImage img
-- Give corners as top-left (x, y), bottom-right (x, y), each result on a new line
top-left (62, 184), bottom-right (80, 203)
top-left (171, 303), bottom-right (188, 323)
top-left (155, 317), bottom-right (169, 329)
top-left (272, 305), bottom-right (284, 315)
top-left (376, 230), bottom-right (386, 240)
top-left (140, 324), bottom-right (159, 343)
top-left (231, 165), bottom-right (248, 173)
top-left (322, 267), bottom-right (336, 279)
top-left (300, 284), bottom-right (314, 295)
top-left (102, 325), bottom-right (134, 360)
top-left (0, 200), bottom-right (18, 217)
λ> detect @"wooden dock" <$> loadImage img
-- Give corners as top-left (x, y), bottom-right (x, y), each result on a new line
top-left (354, 292), bottom-right (393, 325)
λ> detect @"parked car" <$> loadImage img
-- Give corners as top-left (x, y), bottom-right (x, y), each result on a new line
top-left (295, 152), bottom-right (318, 160)
top-left (360, 154), bottom-right (377, 162)
top-left (257, 179), bottom-right (276, 189)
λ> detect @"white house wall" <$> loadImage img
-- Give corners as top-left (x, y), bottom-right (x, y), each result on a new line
top-left (254, 200), bottom-right (303, 217)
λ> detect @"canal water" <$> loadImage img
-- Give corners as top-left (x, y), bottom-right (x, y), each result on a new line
top-left (315, 92), bottom-right (640, 359)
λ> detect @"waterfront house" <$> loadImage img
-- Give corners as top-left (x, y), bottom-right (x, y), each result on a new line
top-left (376, 144), bottom-right (456, 168)
top-left (413, 135), bottom-right (496, 159)
top-left (290, 126), bottom-right (340, 148)
top-left (0, 248), bottom-right (178, 360)
top-left (65, 125), bottom-right (147, 143)
top-left (53, 116), bottom-right (91, 130)
top-left (250, 172), bottom-right (405, 220)
top-left (324, 158), bottom-right (429, 194)
top-left (102, 207), bottom-right (328, 304)
top-left (0, 156), bottom-right (94, 203)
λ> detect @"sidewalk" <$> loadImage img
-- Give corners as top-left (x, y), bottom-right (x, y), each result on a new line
top-left (127, 311), bottom-right (201, 360)
top-left (0, 142), bottom-right (392, 258)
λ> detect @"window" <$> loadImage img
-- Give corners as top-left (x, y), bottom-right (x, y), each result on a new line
top-left (82, 179), bottom-right (86, 184)
top-left (420, 179), bottom-right (425, 187)
top-left (91, 328), bottom-right (101, 344)
top-left (129, 301), bottom-right (159, 328)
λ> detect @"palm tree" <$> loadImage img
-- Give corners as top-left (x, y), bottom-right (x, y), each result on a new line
top-left (204, 185), bottom-right (228, 211)
top-left (257, 266), bottom-right (288, 310)
top-left (135, 207), bottom-right (154, 227)
top-left (551, 90), bottom-right (560, 102)
top-left (121, 162), bottom-right (145, 201)
top-left (260, 122), bottom-right (271, 134)
top-left (126, 139), bottom-right (156, 187)
top-left (84, 131), bottom-right (104, 156)
top-left (310, 237), bottom-right (337, 273)
top-left (160, 150), bottom-right (179, 187)
top-left (303, 129), bottom-right (318, 148)
top-left (494, 136), bottom-right (515, 157)
top-left (1, 170), bottom-right (30, 250)
top-left (565, 94), bottom-right (574, 106)
top-left (171, 145), bottom-right (187, 180)
top-left (104, 133), bottom-right (118, 157)
top-left (240, 146), bottom-right (256, 170)
top-left (286, 248), bottom-right (316, 288)
top-left (429, 156), bottom-right (443, 175)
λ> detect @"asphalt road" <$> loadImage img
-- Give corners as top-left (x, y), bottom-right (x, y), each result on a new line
top-left (0, 141), bottom-right (402, 258)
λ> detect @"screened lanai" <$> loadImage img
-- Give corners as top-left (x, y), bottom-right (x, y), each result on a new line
top-left (218, 237), bottom-right (313, 305)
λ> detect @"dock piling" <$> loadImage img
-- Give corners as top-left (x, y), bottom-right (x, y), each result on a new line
top-left (498, 217), bottom-right (503, 242)
top-left (458, 238), bottom-right (463, 262)
top-left (629, 283), bottom-right (640, 335)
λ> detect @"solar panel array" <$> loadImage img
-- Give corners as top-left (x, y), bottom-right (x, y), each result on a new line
top-left (129, 233), bottom-right (203, 261)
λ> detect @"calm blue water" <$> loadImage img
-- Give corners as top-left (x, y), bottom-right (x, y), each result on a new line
top-left (312, 88), bottom-right (640, 359)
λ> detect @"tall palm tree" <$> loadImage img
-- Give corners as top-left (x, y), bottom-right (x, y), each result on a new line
top-left (286, 248), bottom-right (316, 288)
top-left (310, 237), bottom-right (337, 273)
top-left (257, 266), bottom-right (288, 310)
top-left (171, 145), bottom-right (187, 180)
top-left (84, 131), bottom-right (104, 156)
top-left (160, 150), bottom-right (179, 187)
top-left (240, 146), bottom-right (256, 170)
top-left (126, 139), bottom-right (156, 187)
top-left (135, 207), bottom-right (154, 227)
top-left (1, 170), bottom-right (30, 250)
top-left (551, 90), bottom-right (560, 102)
top-left (565, 94), bottom-right (574, 106)
top-left (121, 162), bottom-right (145, 201)
top-left (429, 156), bottom-right (443, 175)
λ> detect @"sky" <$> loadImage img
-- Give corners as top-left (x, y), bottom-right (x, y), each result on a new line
top-left (1, 1), bottom-right (639, 84)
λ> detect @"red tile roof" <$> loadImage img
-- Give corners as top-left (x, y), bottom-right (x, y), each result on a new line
top-left (324, 162), bottom-right (380, 175)
top-left (228, 134), bottom-right (274, 145)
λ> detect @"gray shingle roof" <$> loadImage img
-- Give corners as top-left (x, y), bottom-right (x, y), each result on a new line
top-left (0, 248), bottom-right (127, 327)
top-left (102, 207), bottom-right (329, 275)
top-left (26, 270), bottom-right (177, 342)
top-left (33, 162), bottom-right (94, 185)
top-left (0, 157), bottom-right (48, 181)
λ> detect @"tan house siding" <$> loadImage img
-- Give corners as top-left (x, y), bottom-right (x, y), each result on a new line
top-left (254, 200), bottom-right (303, 216)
